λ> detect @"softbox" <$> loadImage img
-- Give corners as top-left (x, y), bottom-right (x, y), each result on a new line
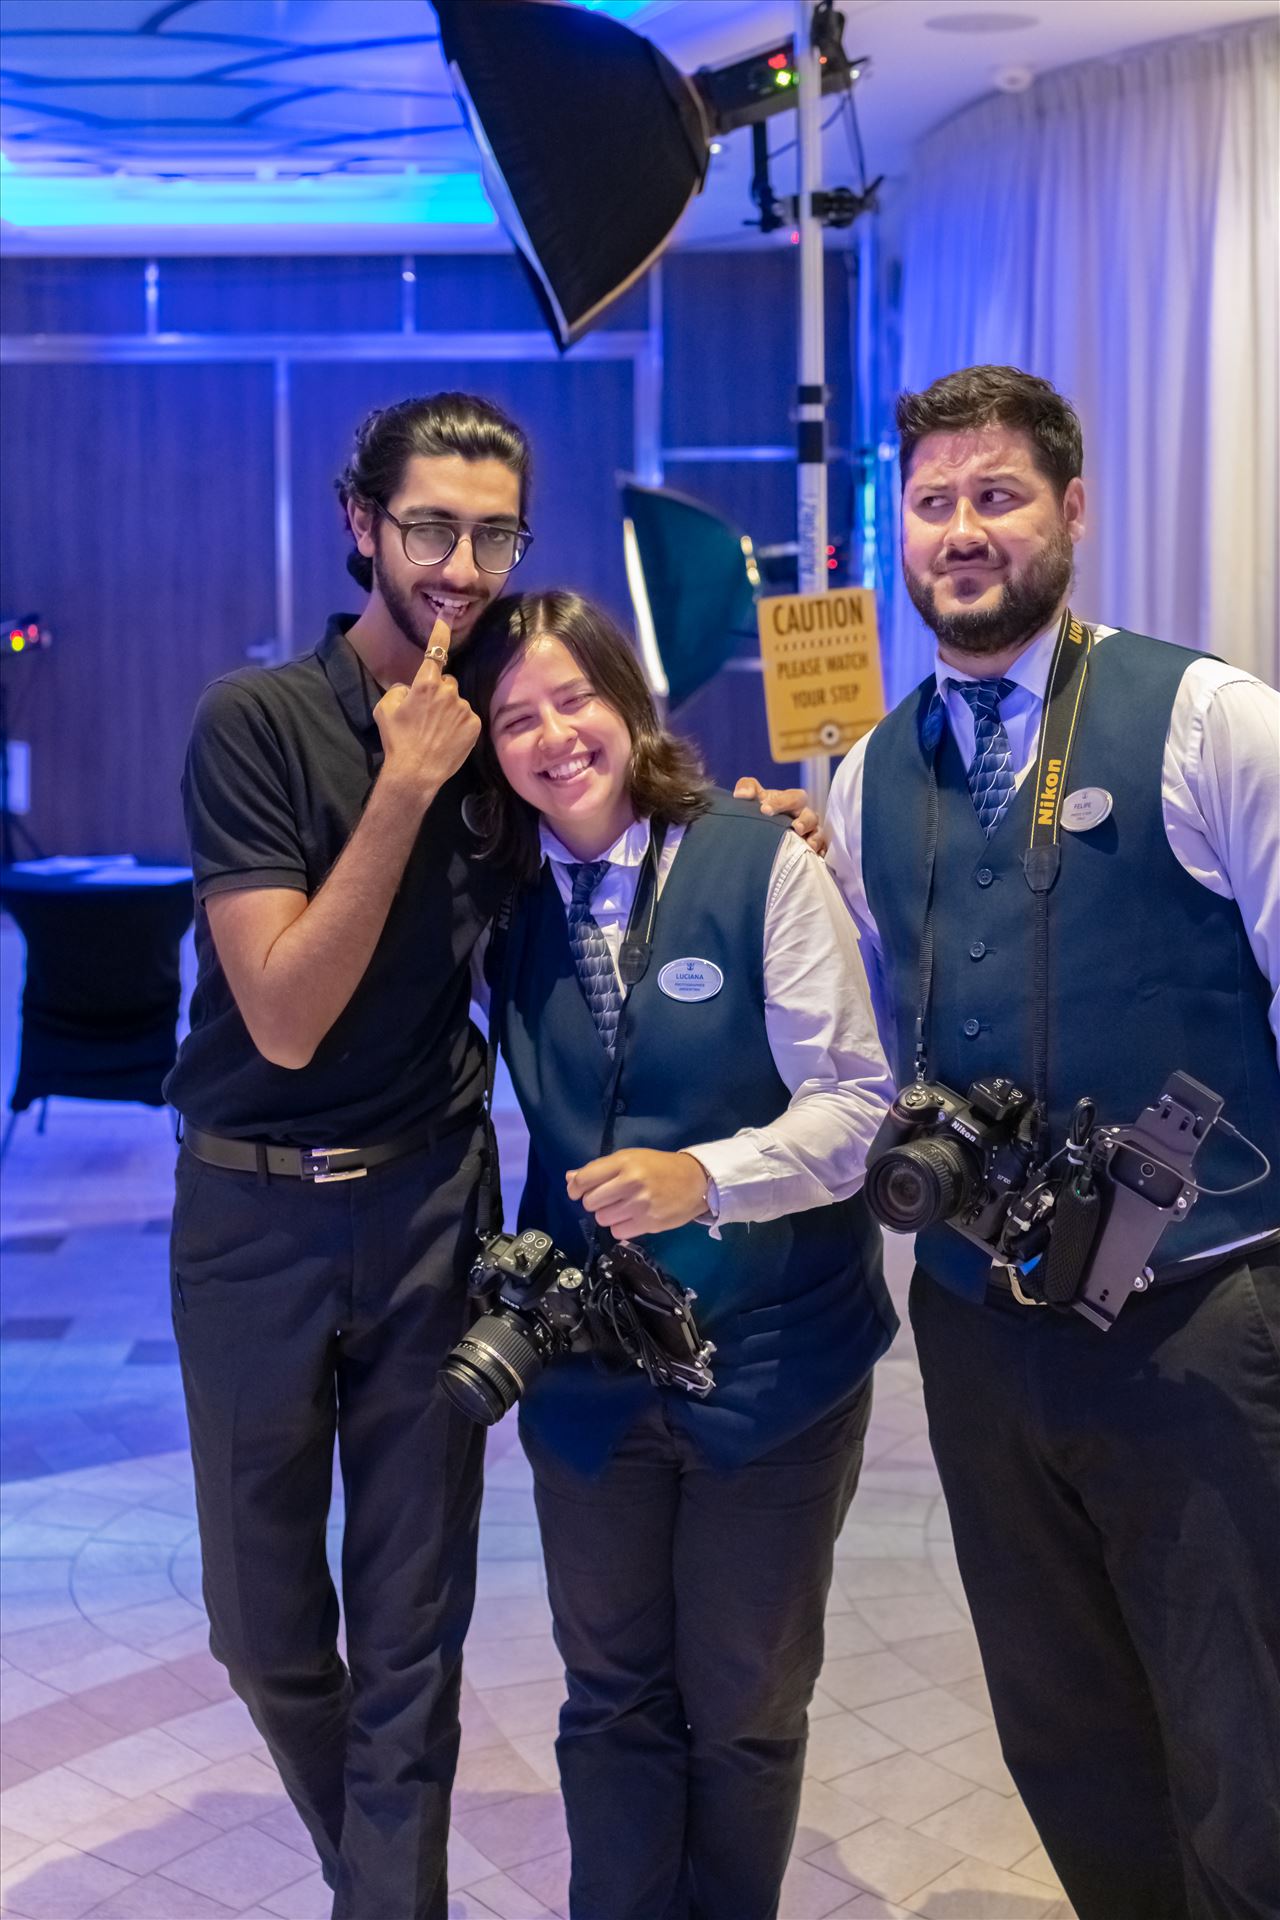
top-left (620, 479), bottom-right (758, 712)
top-left (435, 0), bottom-right (709, 349)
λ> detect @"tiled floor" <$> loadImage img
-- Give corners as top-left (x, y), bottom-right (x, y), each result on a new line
top-left (0, 922), bottom-right (1076, 1919)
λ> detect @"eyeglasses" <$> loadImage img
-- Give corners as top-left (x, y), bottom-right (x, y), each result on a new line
top-left (376, 506), bottom-right (533, 575)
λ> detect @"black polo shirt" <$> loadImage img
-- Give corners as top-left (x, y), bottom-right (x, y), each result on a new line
top-left (164, 615), bottom-right (505, 1145)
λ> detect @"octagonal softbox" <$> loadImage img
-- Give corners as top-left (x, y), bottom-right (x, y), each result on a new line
top-left (435, 0), bottom-right (710, 349)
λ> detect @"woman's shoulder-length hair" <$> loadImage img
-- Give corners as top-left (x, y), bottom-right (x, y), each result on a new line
top-left (459, 589), bottom-right (713, 886)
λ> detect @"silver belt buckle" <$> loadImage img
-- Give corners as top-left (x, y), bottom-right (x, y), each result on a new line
top-left (302, 1148), bottom-right (367, 1184)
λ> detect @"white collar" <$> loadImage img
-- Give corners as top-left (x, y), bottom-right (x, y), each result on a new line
top-left (933, 614), bottom-right (1062, 703)
top-left (933, 615), bottom-right (1118, 702)
top-left (539, 814), bottom-right (650, 871)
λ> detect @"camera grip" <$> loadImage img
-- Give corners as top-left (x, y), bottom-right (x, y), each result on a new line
top-left (1038, 1179), bottom-right (1101, 1305)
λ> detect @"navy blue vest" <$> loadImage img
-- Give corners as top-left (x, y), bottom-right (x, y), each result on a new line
top-left (495, 793), bottom-right (897, 1471)
top-left (862, 630), bottom-right (1280, 1301)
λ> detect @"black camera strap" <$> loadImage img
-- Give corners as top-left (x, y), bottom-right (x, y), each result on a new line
top-left (477, 885), bottom-right (515, 1244)
top-left (477, 819), bottom-right (668, 1242)
top-left (913, 609), bottom-right (1094, 1159)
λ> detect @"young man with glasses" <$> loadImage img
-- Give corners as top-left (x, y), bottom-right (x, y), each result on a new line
top-left (165, 393), bottom-right (534, 1920)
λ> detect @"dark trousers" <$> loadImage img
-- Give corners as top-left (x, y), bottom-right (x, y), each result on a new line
top-left (910, 1247), bottom-right (1280, 1920)
top-left (170, 1128), bottom-right (487, 1920)
top-left (522, 1382), bottom-right (873, 1920)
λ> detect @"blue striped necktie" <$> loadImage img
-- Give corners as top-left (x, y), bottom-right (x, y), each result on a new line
top-left (952, 677), bottom-right (1018, 837)
top-left (566, 860), bottom-right (623, 1055)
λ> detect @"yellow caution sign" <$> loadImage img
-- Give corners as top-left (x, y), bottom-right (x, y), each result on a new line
top-left (756, 588), bottom-right (886, 762)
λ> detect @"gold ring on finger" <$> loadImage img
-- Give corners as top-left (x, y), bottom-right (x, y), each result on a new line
top-left (425, 644), bottom-right (448, 664)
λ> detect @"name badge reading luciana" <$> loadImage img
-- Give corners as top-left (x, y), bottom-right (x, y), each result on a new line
top-left (658, 958), bottom-right (724, 1003)
top-left (1060, 787), bottom-right (1114, 833)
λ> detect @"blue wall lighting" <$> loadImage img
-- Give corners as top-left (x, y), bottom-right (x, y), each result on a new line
top-left (567, 1), bottom-right (654, 18)
top-left (0, 168), bottom-right (496, 230)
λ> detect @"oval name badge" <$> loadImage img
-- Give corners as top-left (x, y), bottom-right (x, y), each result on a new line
top-left (1060, 786), bottom-right (1113, 833)
top-left (658, 957), bottom-right (724, 1003)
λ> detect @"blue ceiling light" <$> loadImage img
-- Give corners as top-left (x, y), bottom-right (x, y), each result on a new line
top-left (0, 166), bottom-right (496, 227)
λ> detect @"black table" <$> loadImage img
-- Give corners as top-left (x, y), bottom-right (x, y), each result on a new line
top-left (0, 861), bottom-right (194, 1125)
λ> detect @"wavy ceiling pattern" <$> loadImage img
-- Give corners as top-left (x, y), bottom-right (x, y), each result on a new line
top-left (0, 0), bottom-right (490, 180)
top-left (7, 1), bottom-right (1264, 244)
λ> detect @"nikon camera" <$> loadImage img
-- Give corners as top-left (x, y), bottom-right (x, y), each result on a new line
top-left (864, 1076), bottom-right (1040, 1250)
top-left (864, 1070), bottom-right (1235, 1329)
top-left (439, 1230), bottom-right (591, 1426)
top-left (439, 1227), bottom-right (716, 1426)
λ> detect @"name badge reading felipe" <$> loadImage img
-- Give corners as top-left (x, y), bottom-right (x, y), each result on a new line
top-left (658, 958), bottom-right (724, 1003)
top-left (1060, 787), bottom-right (1114, 833)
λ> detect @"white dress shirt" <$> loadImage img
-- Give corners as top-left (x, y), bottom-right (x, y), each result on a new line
top-left (826, 622), bottom-right (1280, 1064)
top-left (530, 814), bottom-right (894, 1229)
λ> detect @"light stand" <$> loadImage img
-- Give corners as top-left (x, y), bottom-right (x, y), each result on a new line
top-left (743, 6), bottom-right (880, 805)
top-left (795, 0), bottom-right (831, 809)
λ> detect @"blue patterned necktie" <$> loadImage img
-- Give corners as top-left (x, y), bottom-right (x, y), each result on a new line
top-left (566, 860), bottom-right (623, 1055)
top-left (952, 676), bottom-right (1018, 837)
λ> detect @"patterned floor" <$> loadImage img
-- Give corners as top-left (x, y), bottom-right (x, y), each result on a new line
top-left (0, 923), bottom-right (1076, 1919)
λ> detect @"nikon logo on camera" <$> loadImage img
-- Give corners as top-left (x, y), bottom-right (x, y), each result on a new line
top-left (1037, 757), bottom-right (1064, 826)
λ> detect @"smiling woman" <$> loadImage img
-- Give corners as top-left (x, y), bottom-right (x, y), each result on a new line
top-left (462, 591), bottom-right (711, 882)
top-left (457, 585), bottom-right (898, 1920)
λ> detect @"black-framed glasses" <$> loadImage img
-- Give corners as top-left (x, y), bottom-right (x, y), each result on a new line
top-left (376, 506), bottom-right (533, 575)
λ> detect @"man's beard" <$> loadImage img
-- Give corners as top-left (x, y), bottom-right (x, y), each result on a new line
top-left (904, 524), bottom-right (1074, 657)
top-left (372, 547), bottom-right (435, 655)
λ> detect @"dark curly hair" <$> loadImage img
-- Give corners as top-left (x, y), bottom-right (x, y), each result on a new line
top-left (460, 591), bottom-right (712, 885)
top-left (896, 365), bottom-right (1083, 497)
top-left (335, 391), bottom-right (532, 592)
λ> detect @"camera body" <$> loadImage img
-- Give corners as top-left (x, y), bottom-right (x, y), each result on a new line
top-left (439, 1230), bottom-right (591, 1427)
top-left (470, 1229), bottom-right (591, 1339)
top-left (864, 1075), bottom-right (1040, 1253)
top-left (440, 1227), bottom-right (715, 1426)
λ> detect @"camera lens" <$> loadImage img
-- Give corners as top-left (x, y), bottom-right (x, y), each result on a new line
top-left (438, 1310), bottom-right (547, 1426)
top-left (866, 1139), bottom-right (979, 1232)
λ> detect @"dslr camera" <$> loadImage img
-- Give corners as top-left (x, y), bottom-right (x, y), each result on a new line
top-left (440, 1227), bottom-right (715, 1425)
top-left (864, 1076), bottom-right (1039, 1249)
top-left (865, 1070), bottom-right (1235, 1329)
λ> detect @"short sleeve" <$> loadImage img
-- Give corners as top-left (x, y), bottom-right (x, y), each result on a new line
top-left (182, 677), bottom-right (308, 899)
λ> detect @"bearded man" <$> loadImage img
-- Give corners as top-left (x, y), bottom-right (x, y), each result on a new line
top-left (824, 365), bottom-right (1280, 1920)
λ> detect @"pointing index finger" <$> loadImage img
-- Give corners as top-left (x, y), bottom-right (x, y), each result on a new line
top-left (412, 616), bottom-right (452, 685)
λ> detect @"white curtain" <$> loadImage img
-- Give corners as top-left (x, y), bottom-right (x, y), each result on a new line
top-left (886, 17), bottom-right (1278, 694)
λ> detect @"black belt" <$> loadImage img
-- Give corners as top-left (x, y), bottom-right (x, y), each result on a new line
top-left (988, 1231), bottom-right (1279, 1306)
top-left (181, 1118), bottom-right (465, 1184)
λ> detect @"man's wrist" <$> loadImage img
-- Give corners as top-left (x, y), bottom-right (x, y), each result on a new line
top-left (373, 763), bottom-right (439, 817)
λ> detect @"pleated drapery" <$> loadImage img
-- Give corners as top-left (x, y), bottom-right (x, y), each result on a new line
top-left (890, 18), bottom-right (1278, 693)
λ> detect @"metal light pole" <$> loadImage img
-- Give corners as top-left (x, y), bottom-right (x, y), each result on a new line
top-left (794, 0), bottom-right (831, 812)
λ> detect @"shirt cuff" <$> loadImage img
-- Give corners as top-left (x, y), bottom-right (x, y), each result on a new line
top-left (683, 1137), bottom-right (767, 1238)
top-left (679, 1149), bottom-right (724, 1239)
